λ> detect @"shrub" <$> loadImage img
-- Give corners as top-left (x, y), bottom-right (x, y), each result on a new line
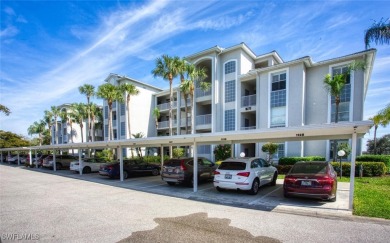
top-left (213, 145), bottom-right (231, 161)
top-left (278, 156), bottom-right (325, 165)
top-left (357, 155), bottom-right (390, 172)
top-left (173, 148), bottom-right (184, 158)
top-left (330, 162), bottom-right (386, 177)
top-left (276, 165), bottom-right (293, 174)
top-left (143, 155), bottom-right (170, 164)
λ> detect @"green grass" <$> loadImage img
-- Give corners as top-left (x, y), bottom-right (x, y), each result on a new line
top-left (278, 174), bottom-right (390, 219)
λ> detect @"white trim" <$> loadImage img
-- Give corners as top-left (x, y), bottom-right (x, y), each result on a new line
top-left (268, 67), bottom-right (289, 128)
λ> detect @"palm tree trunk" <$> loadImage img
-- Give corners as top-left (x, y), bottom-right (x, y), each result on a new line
top-left (169, 78), bottom-right (173, 158)
top-left (80, 123), bottom-right (84, 143)
top-left (55, 117), bottom-right (58, 145)
top-left (333, 98), bottom-right (340, 161)
top-left (184, 95), bottom-right (188, 134)
top-left (87, 97), bottom-right (91, 142)
top-left (373, 125), bottom-right (378, 154)
top-left (108, 104), bottom-right (113, 141)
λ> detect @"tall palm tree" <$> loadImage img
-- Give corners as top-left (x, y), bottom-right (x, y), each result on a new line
top-left (151, 55), bottom-right (180, 137)
top-left (324, 73), bottom-right (347, 161)
top-left (0, 104), bottom-right (11, 116)
top-left (27, 120), bottom-right (46, 146)
top-left (365, 18), bottom-right (390, 49)
top-left (44, 110), bottom-right (53, 144)
top-left (119, 83), bottom-right (140, 140)
top-left (132, 132), bottom-right (144, 158)
top-left (70, 103), bottom-right (87, 143)
top-left (50, 106), bottom-right (60, 144)
top-left (79, 84), bottom-right (95, 142)
top-left (152, 107), bottom-right (160, 130)
top-left (369, 114), bottom-right (385, 154)
top-left (89, 103), bottom-right (101, 142)
top-left (96, 83), bottom-right (124, 141)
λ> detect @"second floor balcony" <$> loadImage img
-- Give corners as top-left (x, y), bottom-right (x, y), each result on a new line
top-left (196, 114), bottom-right (212, 126)
top-left (241, 94), bottom-right (256, 107)
top-left (157, 101), bottom-right (178, 111)
top-left (195, 88), bottom-right (212, 98)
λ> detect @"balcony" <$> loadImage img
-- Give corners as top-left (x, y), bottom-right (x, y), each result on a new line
top-left (180, 99), bottom-right (192, 108)
top-left (157, 101), bottom-right (177, 111)
top-left (240, 126), bottom-right (256, 130)
top-left (195, 88), bottom-right (212, 98)
top-left (196, 114), bottom-right (212, 125)
top-left (241, 94), bottom-right (256, 107)
top-left (180, 118), bottom-right (192, 127)
top-left (157, 120), bottom-right (178, 129)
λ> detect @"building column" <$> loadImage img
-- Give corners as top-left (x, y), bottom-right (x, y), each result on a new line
top-left (79, 150), bottom-right (83, 175)
top-left (119, 146), bottom-right (123, 182)
top-left (349, 132), bottom-right (357, 210)
top-left (53, 151), bottom-right (57, 171)
top-left (193, 141), bottom-right (198, 193)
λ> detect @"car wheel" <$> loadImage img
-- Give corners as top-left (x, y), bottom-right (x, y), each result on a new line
top-left (167, 182), bottom-right (176, 186)
top-left (216, 187), bottom-right (224, 192)
top-left (151, 168), bottom-right (159, 176)
top-left (56, 163), bottom-right (62, 170)
top-left (270, 172), bottom-right (278, 186)
top-left (329, 193), bottom-right (337, 202)
top-left (83, 166), bottom-right (91, 174)
top-left (123, 170), bottom-right (129, 179)
top-left (248, 178), bottom-right (260, 195)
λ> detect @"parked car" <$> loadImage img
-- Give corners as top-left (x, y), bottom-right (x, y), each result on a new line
top-left (33, 155), bottom-right (49, 167)
top-left (70, 157), bottom-right (110, 174)
top-left (6, 155), bottom-right (18, 163)
top-left (213, 157), bottom-right (278, 195)
top-left (42, 155), bottom-right (77, 170)
top-left (161, 157), bottom-right (217, 186)
top-left (99, 159), bottom-right (161, 179)
top-left (283, 161), bottom-right (337, 201)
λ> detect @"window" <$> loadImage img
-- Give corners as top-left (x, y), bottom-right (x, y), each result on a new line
top-left (270, 72), bottom-right (287, 127)
top-left (104, 106), bottom-right (108, 119)
top-left (225, 80), bottom-right (236, 102)
top-left (225, 61), bottom-right (236, 74)
top-left (251, 160), bottom-right (259, 168)
top-left (120, 122), bottom-right (125, 136)
top-left (331, 66), bottom-right (351, 122)
top-left (104, 125), bottom-right (108, 138)
top-left (225, 109), bottom-right (235, 131)
top-left (122, 148), bottom-right (127, 157)
top-left (120, 103), bottom-right (126, 116)
top-left (112, 111), bottom-right (117, 121)
top-left (113, 129), bottom-right (117, 140)
top-left (272, 143), bottom-right (285, 160)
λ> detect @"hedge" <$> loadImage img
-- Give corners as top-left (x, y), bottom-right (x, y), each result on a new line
top-left (357, 155), bottom-right (390, 172)
top-left (278, 156), bottom-right (325, 165)
top-left (331, 162), bottom-right (387, 177)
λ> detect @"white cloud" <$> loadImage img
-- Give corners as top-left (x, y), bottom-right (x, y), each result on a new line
top-left (0, 25), bottom-right (18, 38)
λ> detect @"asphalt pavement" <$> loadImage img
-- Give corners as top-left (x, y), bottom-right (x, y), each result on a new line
top-left (1, 164), bottom-right (389, 242)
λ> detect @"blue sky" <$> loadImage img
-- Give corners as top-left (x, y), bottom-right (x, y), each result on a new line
top-left (1, 0), bottom-right (389, 150)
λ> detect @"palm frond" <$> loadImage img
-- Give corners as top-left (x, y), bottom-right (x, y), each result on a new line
top-left (365, 18), bottom-right (390, 48)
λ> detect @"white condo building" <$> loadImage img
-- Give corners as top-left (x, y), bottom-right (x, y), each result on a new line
top-left (102, 43), bottom-right (376, 161)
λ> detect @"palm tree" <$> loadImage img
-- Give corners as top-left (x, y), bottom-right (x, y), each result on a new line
top-left (70, 103), bottom-right (87, 143)
top-left (152, 107), bottom-right (160, 130)
top-left (324, 73), bottom-right (347, 161)
top-left (44, 110), bottom-right (53, 144)
top-left (96, 83), bottom-right (124, 141)
top-left (151, 55), bottom-right (181, 137)
top-left (369, 113), bottom-right (385, 154)
top-left (50, 106), bottom-right (60, 144)
top-left (27, 120), bottom-right (46, 146)
top-left (365, 18), bottom-right (390, 49)
top-left (79, 84), bottom-right (95, 142)
top-left (89, 103), bottom-right (101, 142)
top-left (119, 83), bottom-right (140, 140)
top-left (0, 104), bottom-right (11, 116)
top-left (132, 132), bottom-right (144, 158)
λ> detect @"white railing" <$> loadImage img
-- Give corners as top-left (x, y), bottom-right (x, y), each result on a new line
top-left (241, 94), bottom-right (256, 107)
top-left (180, 99), bottom-right (192, 107)
top-left (158, 120), bottom-right (177, 129)
top-left (195, 88), bottom-right (212, 98)
top-left (240, 126), bottom-right (256, 130)
top-left (157, 101), bottom-right (177, 111)
top-left (196, 114), bottom-right (212, 125)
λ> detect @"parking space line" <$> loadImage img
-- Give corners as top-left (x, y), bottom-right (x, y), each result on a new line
top-left (248, 187), bottom-right (282, 205)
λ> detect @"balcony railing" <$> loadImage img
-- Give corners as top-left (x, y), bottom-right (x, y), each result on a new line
top-left (195, 88), bottom-right (212, 98)
top-left (157, 120), bottom-right (178, 129)
top-left (157, 101), bottom-right (177, 111)
top-left (180, 99), bottom-right (192, 107)
top-left (196, 114), bottom-right (212, 125)
top-left (180, 118), bottom-right (191, 127)
top-left (241, 126), bottom-right (256, 130)
top-left (241, 94), bottom-right (256, 107)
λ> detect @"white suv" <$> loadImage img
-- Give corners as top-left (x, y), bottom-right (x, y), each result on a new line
top-left (213, 157), bottom-right (278, 195)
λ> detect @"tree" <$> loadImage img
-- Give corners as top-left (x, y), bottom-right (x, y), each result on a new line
top-left (50, 106), bottom-right (61, 145)
top-left (0, 104), bottom-right (11, 116)
top-left (119, 83), bottom-right (139, 140)
top-left (261, 142), bottom-right (278, 164)
top-left (132, 132), bottom-right (144, 158)
top-left (365, 18), bottom-right (390, 49)
top-left (366, 134), bottom-right (390, 155)
top-left (27, 120), bottom-right (46, 146)
top-left (369, 113), bottom-right (386, 154)
top-left (152, 107), bottom-right (160, 130)
top-left (89, 103), bottom-right (101, 142)
top-left (96, 83), bottom-right (124, 141)
top-left (43, 110), bottom-right (53, 144)
top-left (0, 130), bottom-right (30, 148)
top-left (151, 55), bottom-right (180, 137)
top-left (79, 84), bottom-right (95, 142)
top-left (173, 148), bottom-right (184, 158)
top-left (213, 144), bottom-right (231, 161)
top-left (70, 103), bottom-right (87, 143)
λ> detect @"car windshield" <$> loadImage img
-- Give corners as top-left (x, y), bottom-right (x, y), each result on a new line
top-left (164, 159), bottom-right (183, 167)
top-left (290, 163), bottom-right (328, 174)
top-left (218, 162), bottom-right (246, 170)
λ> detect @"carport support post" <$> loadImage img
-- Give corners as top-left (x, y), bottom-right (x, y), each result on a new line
top-left (79, 150), bottom-right (83, 175)
top-left (119, 146), bottom-right (123, 182)
top-left (29, 150), bottom-right (32, 166)
top-left (230, 143), bottom-right (234, 158)
top-left (349, 132), bottom-right (357, 210)
top-left (34, 150), bottom-right (37, 168)
top-left (160, 146), bottom-right (164, 169)
top-left (17, 152), bottom-right (20, 166)
top-left (53, 150), bottom-right (56, 171)
top-left (193, 142), bottom-right (198, 193)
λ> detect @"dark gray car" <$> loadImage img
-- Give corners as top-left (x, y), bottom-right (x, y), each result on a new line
top-left (161, 157), bottom-right (216, 186)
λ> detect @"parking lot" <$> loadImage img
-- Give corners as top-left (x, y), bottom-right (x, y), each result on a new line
top-left (2, 163), bottom-right (352, 218)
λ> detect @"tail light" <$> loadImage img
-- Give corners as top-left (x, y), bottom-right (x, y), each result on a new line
top-left (213, 171), bottom-right (220, 175)
top-left (237, 172), bottom-right (250, 177)
top-left (180, 160), bottom-right (187, 171)
top-left (107, 165), bottom-right (113, 170)
top-left (284, 176), bottom-right (297, 184)
top-left (318, 177), bottom-right (334, 186)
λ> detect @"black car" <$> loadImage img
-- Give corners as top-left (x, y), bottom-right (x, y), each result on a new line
top-left (161, 157), bottom-right (217, 186)
top-left (99, 159), bottom-right (161, 179)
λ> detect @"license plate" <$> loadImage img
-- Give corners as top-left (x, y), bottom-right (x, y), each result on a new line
top-left (225, 174), bottom-right (232, 179)
top-left (301, 181), bottom-right (312, 186)
top-left (168, 169), bottom-right (173, 173)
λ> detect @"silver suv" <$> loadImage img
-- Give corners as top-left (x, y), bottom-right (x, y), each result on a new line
top-left (42, 155), bottom-right (77, 170)
top-left (161, 157), bottom-right (216, 186)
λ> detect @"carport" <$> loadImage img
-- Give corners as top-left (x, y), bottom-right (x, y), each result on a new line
top-left (0, 121), bottom-right (372, 210)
